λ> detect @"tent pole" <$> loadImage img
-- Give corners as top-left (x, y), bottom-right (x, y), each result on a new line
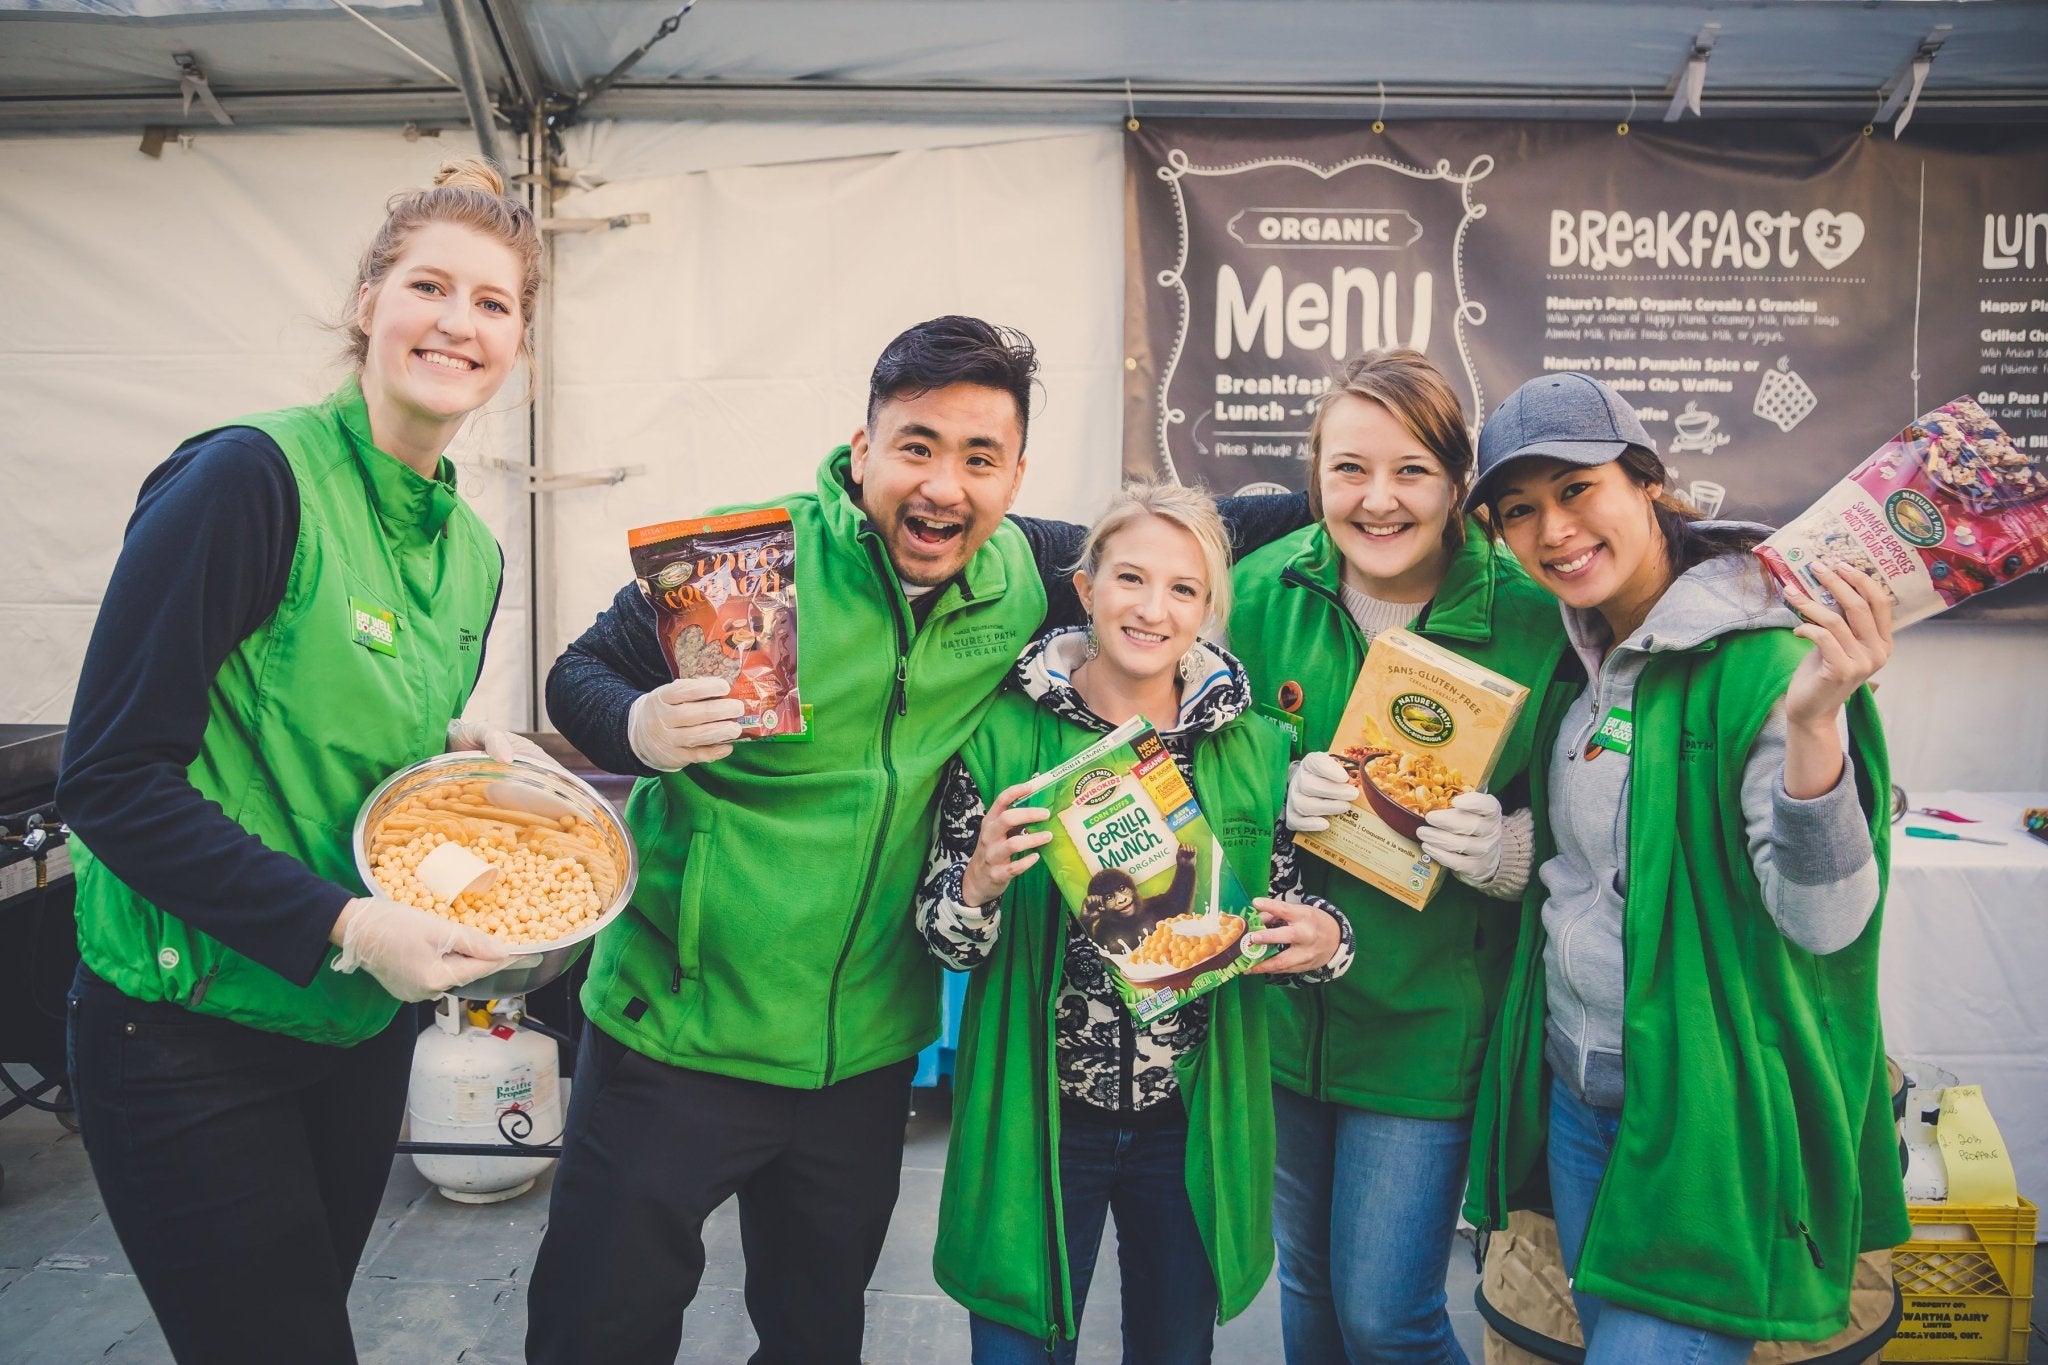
top-left (440, 0), bottom-right (506, 169)
top-left (527, 106), bottom-right (557, 731)
top-left (472, 0), bottom-right (547, 117)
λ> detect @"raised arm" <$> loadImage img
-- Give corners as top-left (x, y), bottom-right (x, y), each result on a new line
top-left (59, 432), bottom-right (345, 985)
top-left (915, 764), bottom-right (1053, 971)
top-left (1248, 818), bottom-right (1355, 983)
top-left (545, 583), bottom-right (746, 777)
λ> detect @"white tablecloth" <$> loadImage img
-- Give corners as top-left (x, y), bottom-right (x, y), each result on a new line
top-left (1878, 791), bottom-right (2048, 1223)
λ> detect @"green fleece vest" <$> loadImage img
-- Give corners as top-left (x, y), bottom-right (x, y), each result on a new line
top-left (932, 693), bottom-right (1290, 1345)
top-left (71, 379), bottom-right (501, 1044)
top-left (1229, 524), bottom-right (1567, 1118)
top-left (580, 449), bottom-right (1048, 1088)
top-left (1465, 628), bottom-right (1910, 1342)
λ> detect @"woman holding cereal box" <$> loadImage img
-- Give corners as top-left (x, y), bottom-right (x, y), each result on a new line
top-left (1229, 349), bottom-right (1567, 1364)
top-left (58, 161), bottom-right (549, 1364)
top-left (918, 480), bottom-right (1351, 1363)
top-left (1463, 372), bottom-right (1906, 1361)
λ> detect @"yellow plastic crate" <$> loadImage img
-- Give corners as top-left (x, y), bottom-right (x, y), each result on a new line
top-left (1882, 1197), bottom-right (2036, 1363)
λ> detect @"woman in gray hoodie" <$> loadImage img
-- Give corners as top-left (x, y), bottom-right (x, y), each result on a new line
top-left (1459, 373), bottom-right (1902, 1362)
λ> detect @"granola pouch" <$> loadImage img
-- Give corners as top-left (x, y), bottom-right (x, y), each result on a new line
top-left (1757, 397), bottom-right (2048, 626)
top-left (629, 509), bottom-right (806, 740)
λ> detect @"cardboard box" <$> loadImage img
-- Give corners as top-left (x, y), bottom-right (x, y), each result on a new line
top-left (1296, 628), bottom-right (1528, 908)
top-left (1024, 716), bottom-right (1268, 1022)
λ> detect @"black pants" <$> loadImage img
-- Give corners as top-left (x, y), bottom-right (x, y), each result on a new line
top-left (65, 964), bottom-right (413, 1365)
top-left (526, 1024), bottom-right (916, 1365)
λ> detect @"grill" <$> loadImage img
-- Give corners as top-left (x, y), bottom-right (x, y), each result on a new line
top-left (0, 724), bottom-right (77, 1140)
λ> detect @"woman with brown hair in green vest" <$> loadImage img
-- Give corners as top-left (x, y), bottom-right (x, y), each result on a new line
top-left (916, 479), bottom-right (1351, 1363)
top-left (1464, 372), bottom-right (1906, 1360)
top-left (58, 160), bottom-right (549, 1365)
top-left (1229, 349), bottom-right (1565, 1364)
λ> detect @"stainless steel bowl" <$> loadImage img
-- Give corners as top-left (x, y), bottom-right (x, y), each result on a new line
top-left (352, 753), bottom-right (637, 998)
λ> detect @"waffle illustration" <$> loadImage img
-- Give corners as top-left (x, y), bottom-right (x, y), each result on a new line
top-left (1754, 357), bottom-right (1817, 434)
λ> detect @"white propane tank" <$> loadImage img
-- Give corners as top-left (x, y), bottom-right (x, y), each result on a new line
top-left (406, 996), bottom-right (562, 1203)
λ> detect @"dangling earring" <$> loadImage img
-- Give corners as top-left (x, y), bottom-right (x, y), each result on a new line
top-left (1178, 649), bottom-right (1201, 682)
top-left (1083, 623), bottom-right (1100, 661)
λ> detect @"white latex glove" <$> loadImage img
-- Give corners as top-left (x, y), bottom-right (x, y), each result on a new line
top-left (1285, 751), bottom-right (1359, 832)
top-left (627, 676), bottom-right (747, 772)
top-left (1415, 791), bottom-right (1504, 884)
top-left (446, 718), bottom-right (570, 774)
top-left (330, 897), bottom-right (511, 1003)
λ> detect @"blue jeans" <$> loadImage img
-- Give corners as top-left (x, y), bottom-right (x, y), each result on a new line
top-left (1548, 1077), bottom-right (1754, 1365)
top-left (1270, 1085), bottom-right (1470, 1365)
top-left (969, 1107), bottom-right (1218, 1365)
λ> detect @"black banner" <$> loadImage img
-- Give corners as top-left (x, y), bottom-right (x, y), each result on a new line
top-left (1123, 120), bottom-right (2048, 617)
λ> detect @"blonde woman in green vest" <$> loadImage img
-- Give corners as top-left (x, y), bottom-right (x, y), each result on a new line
top-left (917, 480), bottom-right (1352, 1363)
top-left (1464, 372), bottom-right (1906, 1360)
top-left (59, 160), bottom-right (548, 1365)
top-left (1229, 350), bottom-right (1565, 1364)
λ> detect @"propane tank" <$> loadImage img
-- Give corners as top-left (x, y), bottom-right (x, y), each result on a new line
top-left (406, 995), bottom-right (563, 1203)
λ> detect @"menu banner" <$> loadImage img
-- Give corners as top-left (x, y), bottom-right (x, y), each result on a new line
top-left (1124, 120), bottom-right (2048, 618)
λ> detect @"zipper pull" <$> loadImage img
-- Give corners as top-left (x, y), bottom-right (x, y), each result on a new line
top-left (1797, 1221), bottom-right (1825, 1269)
top-left (895, 656), bottom-right (908, 716)
top-left (670, 963), bottom-right (683, 994)
top-left (188, 965), bottom-right (221, 1010)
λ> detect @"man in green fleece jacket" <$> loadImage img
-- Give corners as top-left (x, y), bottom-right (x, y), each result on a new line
top-left (529, 317), bottom-right (1306, 1364)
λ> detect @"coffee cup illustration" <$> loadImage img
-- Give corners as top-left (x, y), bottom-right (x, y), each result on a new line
top-left (1670, 402), bottom-right (1731, 456)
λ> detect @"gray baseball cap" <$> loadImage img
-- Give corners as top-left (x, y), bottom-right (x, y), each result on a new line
top-left (1466, 372), bottom-right (1657, 511)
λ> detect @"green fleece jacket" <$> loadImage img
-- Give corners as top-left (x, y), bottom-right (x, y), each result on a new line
top-left (1229, 524), bottom-right (1566, 1117)
top-left (1465, 628), bottom-right (1910, 1341)
top-left (72, 380), bottom-right (499, 1044)
top-left (933, 693), bottom-right (1289, 1345)
top-left (580, 450), bottom-right (1048, 1087)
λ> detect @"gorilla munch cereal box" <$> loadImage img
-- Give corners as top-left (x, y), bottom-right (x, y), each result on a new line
top-left (1023, 716), bottom-right (1268, 1023)
top-left (1296, 628), bottom-right (1528, 909)
top-left (629, 509), bottom-right (805, 740)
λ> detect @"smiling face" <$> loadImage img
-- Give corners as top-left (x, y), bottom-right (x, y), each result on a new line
top-left (356, 221), bottom-right (525, 462)
top-left (1315, 393), bottom-right (1458, 602)
top-left (1074, 512), bottom-right (1211, 690)
top-left (849, 382), bottom-right (1027, 587)
top-left (1492, 457), bottom-right (1674, 634)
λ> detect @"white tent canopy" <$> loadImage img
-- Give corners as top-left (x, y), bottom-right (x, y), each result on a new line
top-left (4, 1), bottom-right (2046, 790)
top-left (7, 0), bottom-right (2048, 134)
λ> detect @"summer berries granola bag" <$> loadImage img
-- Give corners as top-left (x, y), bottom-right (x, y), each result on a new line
top-left (1758, 398), bottom-right (2048, 625)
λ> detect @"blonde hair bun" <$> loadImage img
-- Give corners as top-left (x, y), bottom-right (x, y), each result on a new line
top-left (431, 158), bottom-right (507, 197)
top-left (339, 156), bottom-right (542, 369)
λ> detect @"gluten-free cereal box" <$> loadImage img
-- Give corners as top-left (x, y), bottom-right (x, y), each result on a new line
top-left (1023, 716), bottom-right (1268, 1023)
top-left (1297, 628), bottom-right (1528, 909)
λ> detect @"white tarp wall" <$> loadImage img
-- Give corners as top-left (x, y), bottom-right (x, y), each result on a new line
top-left (4, 119), bottom-right (2043, 793)
top-left (0, 126), bottom-right (535, 729)
top-left (537, 120), bottom-right (1127, 677)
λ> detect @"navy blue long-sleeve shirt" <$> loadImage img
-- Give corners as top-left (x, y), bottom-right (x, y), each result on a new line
top-left (548, 494), bottom-right (1312, 777)
top-left (58, 429), bottom-right (503, 986)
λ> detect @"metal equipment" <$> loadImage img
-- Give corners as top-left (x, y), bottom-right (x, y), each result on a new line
top-left (0, 724), bottom-right (78, 1194)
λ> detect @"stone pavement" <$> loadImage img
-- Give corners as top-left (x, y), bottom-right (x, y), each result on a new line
top-left (0, 1083), bottom-right (1502, 1363)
